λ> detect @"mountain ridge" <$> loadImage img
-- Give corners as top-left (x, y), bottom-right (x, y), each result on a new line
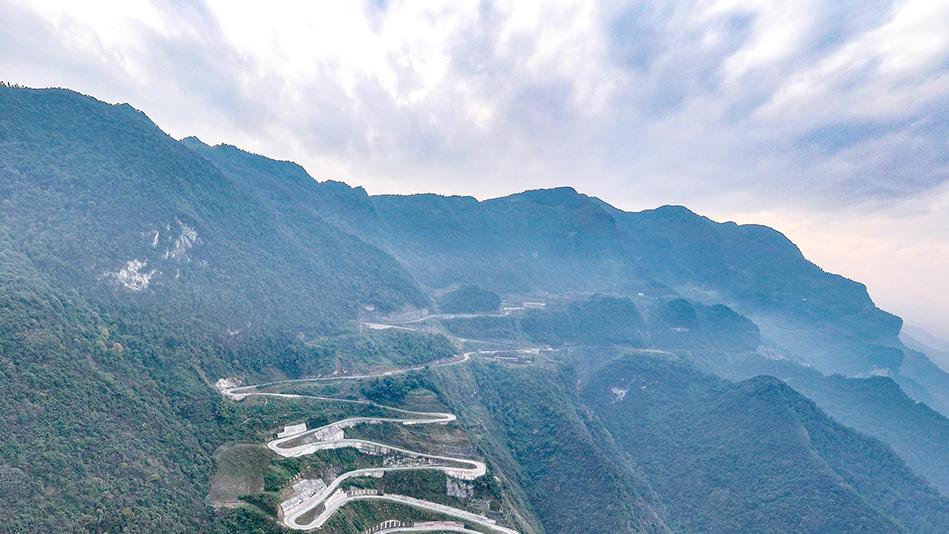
top-left (175, 103), bottom-right (944, 412)
top-left (3, 84), bottom-right (948, 533)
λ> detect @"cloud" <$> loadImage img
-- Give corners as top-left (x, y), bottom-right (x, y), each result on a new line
top-left (0, 0), bottom-right (946, 334)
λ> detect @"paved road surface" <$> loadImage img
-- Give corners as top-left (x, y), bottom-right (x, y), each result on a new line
top-left (219, 346), bottom-right (519, 533)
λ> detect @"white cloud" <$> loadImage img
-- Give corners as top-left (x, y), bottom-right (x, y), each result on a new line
top-left (759, 0), bottom-right (949, 126)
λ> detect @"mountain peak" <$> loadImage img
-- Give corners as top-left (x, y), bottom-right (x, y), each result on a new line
top-left (493, 186), bottom-right (590, 207)
top-left (180, 135), bottom-right (210, 149)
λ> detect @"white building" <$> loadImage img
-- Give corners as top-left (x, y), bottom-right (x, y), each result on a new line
top-left (277, 423), bottom-right (307, 438)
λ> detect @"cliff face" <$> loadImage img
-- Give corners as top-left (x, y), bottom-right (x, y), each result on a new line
top-left (3, 85), bottom-right (948, 533)
top-left (188, 118), bottom-right (941, 392)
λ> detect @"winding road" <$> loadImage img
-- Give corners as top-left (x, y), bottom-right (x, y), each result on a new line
top-left (373, 527), bottom-right (484, 534)
top-left (218, 347), bottom-right (521, 533)
top-left (372, 526), bottom-right (484, 534)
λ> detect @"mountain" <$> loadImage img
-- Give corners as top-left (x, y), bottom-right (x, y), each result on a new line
top-left (714, 356), bottom-right (949, 495)
top-left (0, 87), bottom-right (426, 334)
top-left (579, 353), bottom-right (949, 533)
top-left (436, 360), bottom-right (672, 533)
top-left (2, 84), bottom-right (948, 533)
top-left (600, 203), bottom-right (906, 376)
top-left (0, 85), bottom-right (427, 532)
top-left (903, 326), bottom-right (949, 374)
top-left (194, 140), bottom-right (925, 381)
top-left (439, 345), bottom-right (949, 533)
top-left (197, 144), bottom-right (919, 383)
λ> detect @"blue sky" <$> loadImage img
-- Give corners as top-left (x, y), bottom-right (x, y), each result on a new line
top-left (1, 0), bottom-right (947, 336)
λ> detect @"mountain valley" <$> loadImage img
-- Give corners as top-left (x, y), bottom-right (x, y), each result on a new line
top-left (2, 85), bottom-right (948, 533)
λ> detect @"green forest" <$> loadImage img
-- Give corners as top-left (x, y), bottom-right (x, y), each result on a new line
top-left (3, 85), bottom-right (949, 534)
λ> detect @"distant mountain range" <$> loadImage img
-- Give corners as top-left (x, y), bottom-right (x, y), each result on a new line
top-left (1, 84), bottom-right (947, 533)
top-left (903, 325), bottom-right (949, 372)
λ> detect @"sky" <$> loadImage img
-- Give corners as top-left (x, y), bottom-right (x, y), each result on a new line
top-left (1, 0), bottom-right (947, 336)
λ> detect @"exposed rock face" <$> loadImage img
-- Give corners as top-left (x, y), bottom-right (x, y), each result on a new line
top-left (110, 259), bottom-right (156, 291)
top-left (164, 220), bottom-right (199, 261)
top-left (447, 478), bottom-right (474, 499)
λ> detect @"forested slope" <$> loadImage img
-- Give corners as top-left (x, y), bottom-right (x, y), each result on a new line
top-left (187, 125), bottom-right (942, 394)
top-left (580, 354), bottom-right (949, 533)
top-left (0, 86), bottom-right (429, 531)
top-left (0, 87), bottom-right (425, 333)
top-left (3, 85), bottom-right (948, 533)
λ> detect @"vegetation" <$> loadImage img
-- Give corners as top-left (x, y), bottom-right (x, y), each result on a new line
top-left (3, 84), bottom-right (949, 534)
top-left (438, 285), bottom-right (501, 313)
top-left (302, 176), bottom-right (917, 379)
top-left (580, 353), bottom-right (949, 533)
top-left (443, 294), bottom-right (758, 353)
top-left (360, 372), bottom-right (437, 404)
top-left (465, 361), bottom-right (670, 533)
top-left (0, 86), bottom-right (442, 531)
top-left (643, 298), bottom-right (761, 351)
top-left (282, 330), bottom-right (455, 378)
top-left (710, 353), bottom-right (949, 495)
top-left (443, 295), bottom-right (647, 347)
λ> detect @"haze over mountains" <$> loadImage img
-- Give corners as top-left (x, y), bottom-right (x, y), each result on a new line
top-left (2, 85), bottom-right (948, 533)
